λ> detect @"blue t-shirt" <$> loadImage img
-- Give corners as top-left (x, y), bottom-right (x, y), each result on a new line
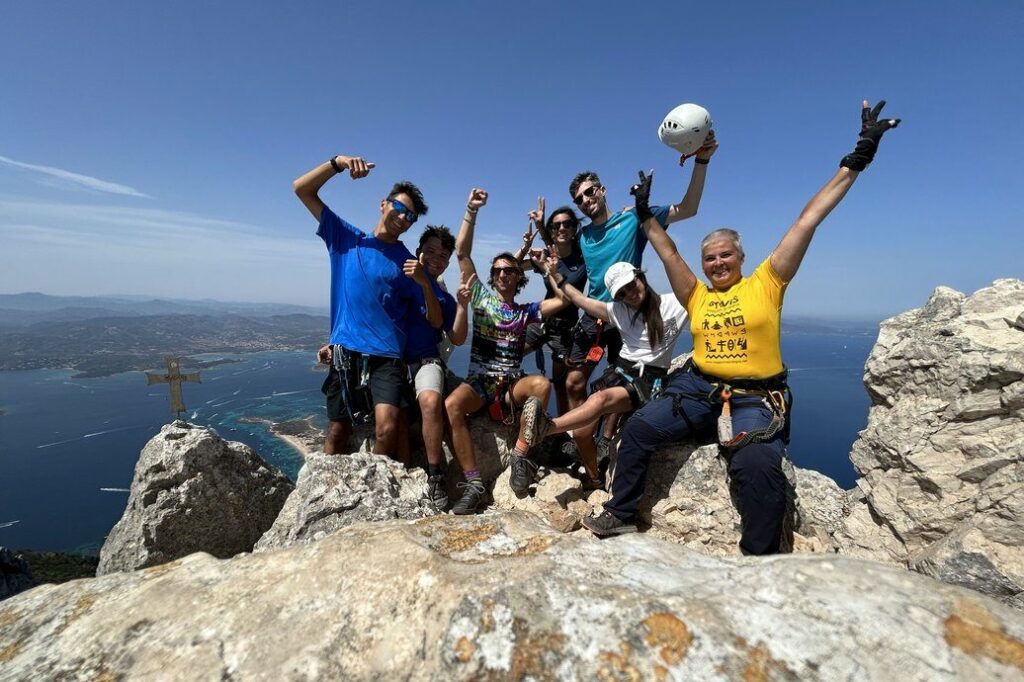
top-left (404, 279), bottom-right (458, 362)
top-left (579, 206), bottom-right (670, 302)
top-left (317, 205), bottom-right (418, 358)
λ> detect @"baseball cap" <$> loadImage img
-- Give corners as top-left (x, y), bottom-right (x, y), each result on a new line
top-left (605, 262), bottom-right (639, 299)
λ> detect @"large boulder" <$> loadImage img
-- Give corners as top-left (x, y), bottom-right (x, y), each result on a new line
top-left (835, 279), bottom-right (1024, 607)
top-left (3, 512), bottom-right (1024, 680)
top-left (255, 451), bottom-right (435, 550)
top-left (97, 421), bottom-right (294, 575)
top-left (0, 547), bottom-right (36, 602)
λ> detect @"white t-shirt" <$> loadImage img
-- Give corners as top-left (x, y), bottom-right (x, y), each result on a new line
top-left (605, 293), bottom-right (689, 369)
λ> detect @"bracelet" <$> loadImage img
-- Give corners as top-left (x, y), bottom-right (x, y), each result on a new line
top-left (329, 156), bottom-right (343, 173)
top-left (694, 158), bottom-right (710, 165)
top-left (466, 205), bottom-right (478, 214)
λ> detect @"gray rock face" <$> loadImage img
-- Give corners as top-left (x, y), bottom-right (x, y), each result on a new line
top-left (4, 512), bottom-right (1024, 680)
top-left (0, 547), bottom-right (36, 602)
top-left (835, 279), bottom-right (1024, 607)
top-left (96, 421), bottom-right (294, 575)
top-left (255, 451), bottom-right (435, 550)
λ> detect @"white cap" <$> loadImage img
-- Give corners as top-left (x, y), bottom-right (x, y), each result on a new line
top-left (605, 262), bottom-right (638, 299)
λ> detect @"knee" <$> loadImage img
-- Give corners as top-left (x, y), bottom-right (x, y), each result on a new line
top-left (565, 372), bottom-right (587, 399)
top-left (327, 421), bottom-right (347, 438)
top-left (375, 418), bottom-right (399, 444)
top-left (419, 391), bottom-right (442, 418)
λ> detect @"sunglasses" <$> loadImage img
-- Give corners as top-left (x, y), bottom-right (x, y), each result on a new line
top-left (573, 185), bottom-right (601, 206)
top-left (550, 219), bottom-right (576, 230)
top-left (389, 199), bottom-right (419, 225)
top-left (490, 266), bottom-right (519, 276)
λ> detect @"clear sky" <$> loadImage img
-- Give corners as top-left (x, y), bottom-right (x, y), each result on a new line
top-left (2, 2), bottom-right (1021, 320)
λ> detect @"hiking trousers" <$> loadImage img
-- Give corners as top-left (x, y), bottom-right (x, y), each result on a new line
top-left (605, 367), bottom-right (788, 555)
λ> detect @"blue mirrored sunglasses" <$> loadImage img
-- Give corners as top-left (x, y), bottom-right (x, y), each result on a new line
top-left (390, 199), bottom-right (419, 225)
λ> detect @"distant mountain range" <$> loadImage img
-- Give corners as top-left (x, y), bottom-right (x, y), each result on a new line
top-left (0, 293), bottom-right (878, 377)
top-left (0, 293), bottom-right (329, 377)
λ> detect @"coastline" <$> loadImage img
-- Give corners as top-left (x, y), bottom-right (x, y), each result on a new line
top-left (239, 415), bottom-right (323, 459)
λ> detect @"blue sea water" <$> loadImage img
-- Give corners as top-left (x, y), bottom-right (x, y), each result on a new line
top-left (0, 333), bottom-right (873, 553)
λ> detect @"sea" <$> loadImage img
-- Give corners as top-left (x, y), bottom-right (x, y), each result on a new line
top-left (0, 332), bottom-right (874, 554)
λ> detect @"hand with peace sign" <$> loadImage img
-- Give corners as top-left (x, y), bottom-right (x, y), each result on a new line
top-left (457, 271), bottom-right (477, 307)
top-left (527, 197), bottom-right (549, 244)
top-left (840, 99), bottom-right (902, 171)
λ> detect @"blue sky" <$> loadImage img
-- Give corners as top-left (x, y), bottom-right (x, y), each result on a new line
top-left (2, 2), bottom-right (1021, 319)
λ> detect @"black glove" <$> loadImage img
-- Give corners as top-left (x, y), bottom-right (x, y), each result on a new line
top-left (630, 170), bottom-right (654, 223)
top-left (840, 100), bottom-right (901, 171)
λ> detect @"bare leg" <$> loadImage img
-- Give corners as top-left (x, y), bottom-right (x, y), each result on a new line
top-left (549, 387), bottom-right (632, 435)
top-left (551, 360), bottom-right (569, 416)
top-left (445, 383), bottom-right (485, 474)
top-left (324, 419), bottom-right (351, 455)
top-left (565, 365), bottom-right (593, 411)
top-left (372, 403), bottom-right (403, 462)
top-left (419, 390), bottom-right (445, 467)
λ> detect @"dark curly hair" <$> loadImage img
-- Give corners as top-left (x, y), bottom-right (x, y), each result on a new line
top-left (417, 225), bottom-right (455, 256)
top-left (569, 171), bottom-right (601, 200)
top-left (387, 181), bottom-right (428, 216)
top-left (488, 252), bottom-right (527, 294)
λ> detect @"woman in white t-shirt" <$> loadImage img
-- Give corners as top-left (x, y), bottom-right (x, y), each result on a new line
top-left (520, 259), bottom-right (688, 489)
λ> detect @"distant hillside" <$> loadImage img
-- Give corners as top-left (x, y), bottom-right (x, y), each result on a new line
top-left (0, 311), bottom-right (328, 377)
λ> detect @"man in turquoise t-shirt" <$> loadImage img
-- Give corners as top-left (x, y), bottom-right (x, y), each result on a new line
top-left (294, 153), bottom-right (428, 461)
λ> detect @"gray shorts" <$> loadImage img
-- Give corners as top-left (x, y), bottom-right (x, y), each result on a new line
top-left (410, 359), bottom-right (462, 398)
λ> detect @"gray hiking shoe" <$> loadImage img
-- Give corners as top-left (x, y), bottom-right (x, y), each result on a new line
top-left (582, 510), bottom-right (637, 537)
top-left (428, 473), bottom-right (448, 512)
top-left (521, 396), bottom-right (554, 447)
top-left (509, 455), bottom-right (539, 497)
top-left (451, 479), bottom-right (488, 515)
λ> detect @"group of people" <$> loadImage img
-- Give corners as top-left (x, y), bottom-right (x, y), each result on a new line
top-left (293, 100), bottom-right (900, 555)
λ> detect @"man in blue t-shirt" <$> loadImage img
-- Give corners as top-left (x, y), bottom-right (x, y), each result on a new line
top-left (564, 133), bottom-right (718, 452)
top-left (294, 154), bottom-right (428, 461)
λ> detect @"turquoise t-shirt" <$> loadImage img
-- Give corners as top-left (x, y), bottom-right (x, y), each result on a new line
top-left (317, 205), bottom-right (418, 358)
top-left (579, 206), bottom-right (670, 302)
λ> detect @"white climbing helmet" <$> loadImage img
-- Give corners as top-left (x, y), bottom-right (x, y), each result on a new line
top-left (658, 103), bottom-right (713, 156)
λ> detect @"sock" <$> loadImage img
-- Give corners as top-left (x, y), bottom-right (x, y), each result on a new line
top-left (427, 463), bottom-right (443, 477)
top-left (514, 439), bottom-right (529, 455)
top-left (464, 468), bottom-right (480, 481)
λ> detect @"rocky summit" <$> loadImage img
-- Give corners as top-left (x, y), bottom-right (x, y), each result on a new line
top-left (3, 513), bottom-right (1024, 680)
top-left (1, 279), bottom-right (1022, 679)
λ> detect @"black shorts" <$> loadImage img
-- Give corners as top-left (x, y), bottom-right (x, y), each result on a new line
top-left (526, 320), bottom-right (578, 366)
top-left (589, 359), bottom-right (668, 410)
top-left (321, 346), bottom-right (408, 422)
top-left (570, 314), bottom-right (623, 367)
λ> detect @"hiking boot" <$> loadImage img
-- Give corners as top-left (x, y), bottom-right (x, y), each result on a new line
top-left (582, 510), bottom-right (637, 537)
top-left (521, 397), bottom-right (554, 447)
top-left (451, 479), bottom-right (488, 515)
top-left (428, 473), bottom-right (448, 512)
top-left (508, 455), bottom-right (539, 497)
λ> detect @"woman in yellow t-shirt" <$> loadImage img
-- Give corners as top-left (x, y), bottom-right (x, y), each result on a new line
top-left (582, 101), bottom-right (901, 554)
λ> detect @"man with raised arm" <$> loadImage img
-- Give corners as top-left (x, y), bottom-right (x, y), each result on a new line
top-left (293, 154), bottom-right (428, 462)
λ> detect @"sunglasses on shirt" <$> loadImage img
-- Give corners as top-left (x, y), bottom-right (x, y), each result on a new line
top-left (572, 185), bottom-right (601, 206)
top-left (389, 199), bottom-right (419, 225)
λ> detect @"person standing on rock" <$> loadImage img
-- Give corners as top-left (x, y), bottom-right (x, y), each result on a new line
top-left (404, 225), bottom-right (471, 510)
top-left (444, 188), bottom-right (570, 514)
top-left (294, 154), bottom-right (428, 461)
top-left (564, 135), bottom-right (717, 467)
top-left (583, 101), bottom-right (901, 554)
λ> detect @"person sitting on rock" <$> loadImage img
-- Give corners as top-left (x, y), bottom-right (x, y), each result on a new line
top-left (581, 101), bottom-right (901, 553)
top-left (519, 255), bottom-right (689, 491)
top-left (403, 225), bottom-right (471, 511)
top-left (443, 188), bottom-right (570, 514)
top-left (293, 154), bottom-right (427, 462)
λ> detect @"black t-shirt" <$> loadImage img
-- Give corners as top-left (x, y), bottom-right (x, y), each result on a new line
top-left (531, 249), bottom-right (588, 326)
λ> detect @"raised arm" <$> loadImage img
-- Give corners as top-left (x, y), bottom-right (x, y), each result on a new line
top-left (292, 155), bottom-right (374, 221)
top-left (771, 100), bottom-right (901, 282)
top-left (665, 132), bottom-right (717, 225)
top-left (455, 188), bottom-right (488, 280)
top-left (632, 170), bottom-right (699, 305)
top-left (450, 272), bottom-right (476, 346)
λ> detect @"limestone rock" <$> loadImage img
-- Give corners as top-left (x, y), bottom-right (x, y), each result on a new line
top-left (255, 451), bottom-right (434, 550)
top-left (4, 512), bottom-right (1024, 680)
top-left (0, 547), bottom-right (36, 602)
top-left (837, 279), bottom-right (1024, 607)
top-left (96, 421), bottom-right (294, 575)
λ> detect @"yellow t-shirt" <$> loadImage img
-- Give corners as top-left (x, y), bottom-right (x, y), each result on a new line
top-left (687, 257), bottom-right (788, 380)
